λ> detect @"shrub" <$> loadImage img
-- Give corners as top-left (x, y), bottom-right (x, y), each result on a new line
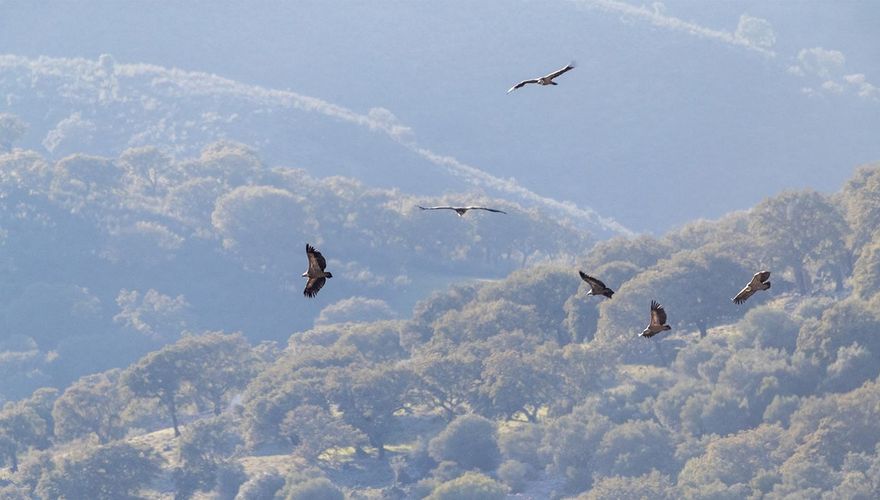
top-left (428, 415), bottom-right (500, 472)
top-left (282, 477), bottom-right (344, 500)
top-left (428, 472), bottom-right (506, 500)
top-left (497, 459), bottom-right (532, 493)
top-left (498, 423), bottom-right (544, 469)
top-left (235, 471), bottom-right (285, 500)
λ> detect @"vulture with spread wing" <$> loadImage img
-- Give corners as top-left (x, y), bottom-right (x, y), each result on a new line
top-left (578, 271), bottom-right (614, 299)
top-left (732, 271), bottom-right (771, 304)
top-left (507, 62), bottom-right (575, 93)
top-left (418, 205), bottom-right (507, 217)
top-left (302, 244), bottom-right (333, 298)
top-left (640, 300), bottom-right (671, 338)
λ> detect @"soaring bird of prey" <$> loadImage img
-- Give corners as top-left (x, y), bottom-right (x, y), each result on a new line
top-left (418, 205), bottom-right (507, 217)
top-left (507, 62), bottom-right (575, 93)
top-left (640, 300), bottom-right (671, 338)
top-left (578, 271), bottom-right (614, 299)
top-left (732, 271), bottom-right (771, 304)
top-left (302, 244), bottom-right (333, 298)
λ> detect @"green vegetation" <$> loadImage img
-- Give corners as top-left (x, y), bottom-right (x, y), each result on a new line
top-left (3, 119), bottom-right (880, 496)
top-left (0, 127), bottom-right (593, 405)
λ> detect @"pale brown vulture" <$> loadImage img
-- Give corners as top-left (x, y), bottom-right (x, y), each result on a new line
top-left (732, 271), bottom-right (771, 304)
top-left (418, 205), bottom-right (507, 217)
top-left (507, 62), bottom-right (575, 93)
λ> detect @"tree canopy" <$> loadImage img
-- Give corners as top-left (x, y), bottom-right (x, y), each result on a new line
top-left (2, 130), bottom-right (880, 498)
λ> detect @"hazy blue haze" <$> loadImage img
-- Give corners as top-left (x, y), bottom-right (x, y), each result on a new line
top-left (2, 3), bottom-right (880, 498)
top-left (2, 1), bottom-right (878, 232)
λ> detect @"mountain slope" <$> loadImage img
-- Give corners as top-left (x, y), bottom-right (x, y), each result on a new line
top-left (0, 54), bottom-right (630, 239)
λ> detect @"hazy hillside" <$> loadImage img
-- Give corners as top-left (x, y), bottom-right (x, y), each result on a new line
top-left (1, 3), bottom-right (879, 498)
top-left (2, 2), bottom-right (878, 232)
top-left (0, 54), bottom-right (628, 239)
top-left (0, 130), bottom-right (601, 401)
top-left (2, 160), bottom-right (880, 499)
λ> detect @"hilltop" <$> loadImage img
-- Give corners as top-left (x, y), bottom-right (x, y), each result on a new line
top-left (0, 54), bottom-right (628, 238)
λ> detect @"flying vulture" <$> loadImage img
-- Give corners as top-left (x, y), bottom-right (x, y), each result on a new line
top-left (640, 300), bottom-right (671, 338)
top-left (578, 271), bottom-right (614, 299)
top-left (732, 271), bottom-right (771, 304)
top-left (418, 205), bottom-right (507, 217)
top-left (302, 244), bottom-right (333, 298)
top-left (507, 62), bottom-right (575, 93)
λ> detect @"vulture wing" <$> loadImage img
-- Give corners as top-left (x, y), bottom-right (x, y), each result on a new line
top-left (468, 206), bottom-right (507, 214)
top-left (303, 277), bottom-right (326, 298)
top-left (650, 300), bottom-right (667, 327)
top-left (732, 285), bottom-right (755, 304)
top-left (544, 62), bottom-right (575, 80)
top-left (507, 79), bottom-right (539, 93)
top-left (579, 271), bottom-right (607, 293)
top-left (306, 244), bottom-right (327, 273)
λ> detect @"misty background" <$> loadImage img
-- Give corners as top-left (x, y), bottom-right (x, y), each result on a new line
top-left (2, 1), bottom-right (878, 232)
top-left (1, 2), bottom-right (880, 499)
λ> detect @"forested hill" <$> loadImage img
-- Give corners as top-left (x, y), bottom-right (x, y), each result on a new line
top-left (0, 136), bottom-right (593, 399)
top-left (2, 151), bottom-right (880, 497)
top-left (0, 54), bottom-right (628, 238)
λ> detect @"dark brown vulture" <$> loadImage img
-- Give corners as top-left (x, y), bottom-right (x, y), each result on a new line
top-left (578, 271), bottom-right (614, 299)
top-left (302, 244), bottom-right (333, 298)
top-left (640, 300), bottom-right (671, 338)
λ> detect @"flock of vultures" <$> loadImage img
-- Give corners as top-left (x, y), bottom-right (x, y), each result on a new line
top-left (300, 63), bottom-right (772, 340)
